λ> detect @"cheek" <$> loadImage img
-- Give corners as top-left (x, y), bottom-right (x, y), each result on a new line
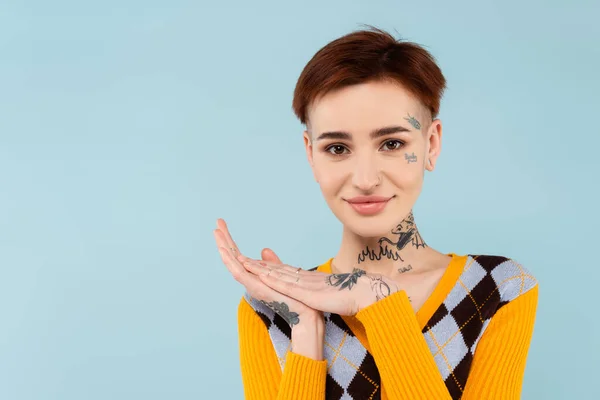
top-left (386, 161), bottom-right (424, 189)
top-left (313, 161), bottom-right (351, 198)
top-left (316, 168), bottom-right (346, 194)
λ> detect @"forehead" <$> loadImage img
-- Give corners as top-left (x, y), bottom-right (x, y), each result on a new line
top-left (308, 80), bottom-right (423, 133)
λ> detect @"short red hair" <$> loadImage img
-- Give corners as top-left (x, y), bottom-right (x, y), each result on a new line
top-left (292, 26), bottom-right (447, 126)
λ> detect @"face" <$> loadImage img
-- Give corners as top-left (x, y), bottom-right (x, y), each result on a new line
top-left (303, 80), bottom-right (443, 238)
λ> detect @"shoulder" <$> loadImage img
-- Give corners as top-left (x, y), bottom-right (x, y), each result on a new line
top-left (463, 254), bottom-right (538, 306)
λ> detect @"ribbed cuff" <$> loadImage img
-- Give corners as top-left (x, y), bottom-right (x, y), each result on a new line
top-left (278, 351), bottom-right (327, 399)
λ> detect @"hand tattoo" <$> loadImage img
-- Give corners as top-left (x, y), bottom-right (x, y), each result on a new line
top-left (367, 275), bottom-right (395, 301)
top-left (326, 268), bottom-right (366, 290)
top-left (260, 300), bottom-right (300, 326)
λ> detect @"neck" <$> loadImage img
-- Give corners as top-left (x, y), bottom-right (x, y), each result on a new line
top-left (333, 211), bottom-right (439, 277)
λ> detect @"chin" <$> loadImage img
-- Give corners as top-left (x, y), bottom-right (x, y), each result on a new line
top-left (340, 214), bottom-right (397, 239)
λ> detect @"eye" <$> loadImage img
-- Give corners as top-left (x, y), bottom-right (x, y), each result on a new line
top-left (325, 144), bottom-right (349, 156)
top-left (381, 139), bottom-right (405, 151)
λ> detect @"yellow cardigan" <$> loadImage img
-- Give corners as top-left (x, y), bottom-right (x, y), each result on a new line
top-left (237, 254), bottom-right (538, 399)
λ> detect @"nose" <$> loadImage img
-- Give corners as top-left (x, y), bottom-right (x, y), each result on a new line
top-left (351, 153), bottom-right (381, 191)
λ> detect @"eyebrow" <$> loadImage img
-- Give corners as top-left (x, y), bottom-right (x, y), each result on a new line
top-left (314, 125), bottom-right (411, 141)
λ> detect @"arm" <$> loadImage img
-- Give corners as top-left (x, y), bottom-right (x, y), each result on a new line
top-left (461, 284), bottom-right (538, 399)
top-left (354, 285), bottom-right (539, 400)
top-left (237, 297), bottom-right (328, 400)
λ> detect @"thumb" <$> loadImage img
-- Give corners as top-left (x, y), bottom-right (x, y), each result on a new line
top-left (261, 248), bottom-right (282, 264)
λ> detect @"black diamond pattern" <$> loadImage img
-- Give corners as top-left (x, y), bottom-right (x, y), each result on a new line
top-left (325, 373), bottom-right (345, 399)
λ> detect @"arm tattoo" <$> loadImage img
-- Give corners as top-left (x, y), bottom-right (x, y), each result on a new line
top-left (326, 268), bottom-right (366, 290)
top-left (404, 113), bottom-right (421, 130)
top-left (260, 300), bottom-right (300, 326)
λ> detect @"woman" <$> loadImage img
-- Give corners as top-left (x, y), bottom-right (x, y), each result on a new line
top-left (214, 27), bottom-right (538, 400)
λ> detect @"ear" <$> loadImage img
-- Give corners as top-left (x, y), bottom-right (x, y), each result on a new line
top-left (303, 130), bottom-right (318, 182)
top-left (425, 119), bottom-right (442, 171)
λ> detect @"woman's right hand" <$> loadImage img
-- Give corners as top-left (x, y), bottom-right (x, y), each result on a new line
top-left (213, 218), bottom-right (323, 332)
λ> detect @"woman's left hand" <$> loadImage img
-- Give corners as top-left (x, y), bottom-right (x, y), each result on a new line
top-left (240, 258), bottom-right (401, 316)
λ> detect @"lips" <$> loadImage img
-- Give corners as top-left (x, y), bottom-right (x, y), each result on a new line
top-left (344, 196), bottom-right (394, 216)
top-left (346, 195), bottom-right (393, 204)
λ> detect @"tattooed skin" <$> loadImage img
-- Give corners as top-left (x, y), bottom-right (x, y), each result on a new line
top-left (404, 113), bottom-right (422, 130)
top-left (357, 244), bottom-right (404, 263)
top-left (326, 268), bottom-right (366, 290)
top-left (378, 211), bottom-right (427, 251)
top-left (357, 211), bottom-right (427, 265)
top-left (404, 152), bottom-right (417, 163)
top-left (398, 264), bottom-right (413, 274)
top-left (367, 275), bottom-right (394, 301)
top-left (260, 300), bottom-right (300, 326)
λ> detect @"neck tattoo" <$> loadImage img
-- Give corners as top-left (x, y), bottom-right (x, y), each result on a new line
top-left (356, 211), bottom-right (427, 272)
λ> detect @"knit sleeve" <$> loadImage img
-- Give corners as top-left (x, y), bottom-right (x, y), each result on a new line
top-left (354, 285), bottom-right (539, 399)
top-left (237, 297), bottom-right (328, 400)
top-left (461, 284), bottom-right (539, 399)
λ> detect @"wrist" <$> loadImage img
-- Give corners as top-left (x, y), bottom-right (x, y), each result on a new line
top-left (291, 312), bottom-right (325, 361)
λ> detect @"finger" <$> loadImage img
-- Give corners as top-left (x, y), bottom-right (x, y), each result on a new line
top-left (214, 229), bottom-right (239, 260)
top-left (216, 218), bottom-right (241, 256)
top-left (213, 229), bottom-right (231, 255)
top-left (217, 246), bottom-right (303, 325)
top-left (214, 230), bottom-right (250, 281)
top-left (216, 242), bottom-right (268, 293)
top-left (258, 272), bottom-right (310, 302)
top-left (242, 259), bottom-right (285, 276)
top-left (216, 244), bottom-right (245, 282)
top-left (261, 248), bottom-right (282, 264)
top-left (257, 266), bottom-right (332, 291)
top-left (243, 259), bottom-right (303, 275)
top-left (242, 259), bottom-right (276, 277)
top-left (241, 260), bottom-right (290, 281)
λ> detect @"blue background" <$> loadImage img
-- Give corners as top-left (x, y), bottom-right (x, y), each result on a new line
top-left (1, 1), bottom-right (598, 398)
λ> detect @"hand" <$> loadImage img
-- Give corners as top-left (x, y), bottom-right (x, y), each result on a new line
top-left (214, 218), bottom-right (322, 327)
top-left (241, 259), bottom-right (400, 316)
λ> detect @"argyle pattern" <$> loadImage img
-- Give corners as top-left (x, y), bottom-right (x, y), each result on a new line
top-left (244, 254), bottom-right (538, 400)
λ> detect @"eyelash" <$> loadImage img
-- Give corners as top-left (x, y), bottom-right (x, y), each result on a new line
top-left (324, 139), bottom-right (406, 156)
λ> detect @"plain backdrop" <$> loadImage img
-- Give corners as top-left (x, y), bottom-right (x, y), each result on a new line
top-left (1, 1), bottom-right (598, 399)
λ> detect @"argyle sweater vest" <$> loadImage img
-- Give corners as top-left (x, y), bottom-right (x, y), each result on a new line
top-left (243, 254), bottom-right (538, 400)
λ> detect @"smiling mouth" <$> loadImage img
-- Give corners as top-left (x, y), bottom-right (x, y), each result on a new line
top-left (345, 196), bottom-right (394, 215)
